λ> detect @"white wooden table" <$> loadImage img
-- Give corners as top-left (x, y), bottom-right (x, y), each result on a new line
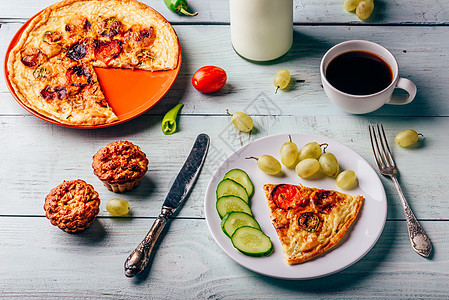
top-left (1, 0), bottom-right (449, 298)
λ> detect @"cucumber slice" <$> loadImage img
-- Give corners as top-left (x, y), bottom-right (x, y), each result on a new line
top-left (216, 195), bottom-right (252, 219)
top-left (221, 211), bottom-right (260, 238)
top-left (223, 169), bottom-right (254, 198)
top-left (231, 226), bottom-right (273, 257)
top-left (216, 179), bottom-right (249, 203)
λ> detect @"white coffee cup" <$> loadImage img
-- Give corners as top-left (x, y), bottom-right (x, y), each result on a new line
top-left (320, 40), bottom-right (417, 114)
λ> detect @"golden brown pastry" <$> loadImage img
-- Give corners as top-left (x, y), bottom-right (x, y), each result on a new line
top-left (44, 179), bottom-right (100, 233)
top-left (92, 140), bottom-right (148, 192)
top-left (263, 183), bottom-right (363, 264)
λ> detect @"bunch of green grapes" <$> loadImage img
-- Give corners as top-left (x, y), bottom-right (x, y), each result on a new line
top-left (343, 0), bottom-right (374, 20)
top-left (295, 141), bottom-right (357, 189)
top-left (248, 136), bottom-right (358, 189)
top-left (295, 142), bottom-right (332, 178)
top-left (296, 141), bottom-right (358, 188)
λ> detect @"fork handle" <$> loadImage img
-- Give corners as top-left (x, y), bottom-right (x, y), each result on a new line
top-left (391, 176), bottom-right (432, 257)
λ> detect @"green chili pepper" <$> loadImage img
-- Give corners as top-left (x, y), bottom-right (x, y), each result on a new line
top-left (33, 67), bottom-right (50, 79)
top-left (298, 212), bottom-right (320, 233)
top-left (137, 49), bottom-right (155, 60)
top-left (161, 103), bottom-right (184, 135)
top-left (42, 31), bottom-right (61, 44)
top-left (164, 0), bottom-right (198, 16)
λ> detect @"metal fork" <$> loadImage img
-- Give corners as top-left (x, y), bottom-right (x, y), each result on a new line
top-left (369, 124), bottom-right (432, 257)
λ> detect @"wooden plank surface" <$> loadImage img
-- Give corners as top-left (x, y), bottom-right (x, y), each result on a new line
top-left (0, 115), bottom-right (448, 221)
top-left (0, 0), bottom-right (448, 25)
top-left (1, 217), bottom-right (448, 299)
top-left (1, 0), bottom-right (448, 298)
top-left (2, 24), bottom-right (449, 117)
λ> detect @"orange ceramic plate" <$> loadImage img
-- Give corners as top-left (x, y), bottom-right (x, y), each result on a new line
top-left (4, 8), bottom-right (181, 129)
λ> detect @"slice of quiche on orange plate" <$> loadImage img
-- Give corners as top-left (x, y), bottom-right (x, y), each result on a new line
top-left (6, 0), bottom-right (180, 127)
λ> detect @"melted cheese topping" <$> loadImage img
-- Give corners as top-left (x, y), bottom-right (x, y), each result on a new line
top-left (264, 184), bottom-right (363, 264)
top-left (7, 0), bottom-right (179, 125)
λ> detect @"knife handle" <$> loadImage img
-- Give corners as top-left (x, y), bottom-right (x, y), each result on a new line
top-left (124, 207), bottom-right (173, 277)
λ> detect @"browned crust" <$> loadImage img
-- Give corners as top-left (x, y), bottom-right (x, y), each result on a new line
top-left (7, 0), bottom-right (166, 57)
top-left (7, 0), bottom-right (177, 73)
top-left (44, 179), bottom-right (100, 233)
top-left (92, 140), bottom-right (148, 185)
top-left (7, 0), bottom-right (178, 126)
top-left (263, 183), bottom-right (364, 264)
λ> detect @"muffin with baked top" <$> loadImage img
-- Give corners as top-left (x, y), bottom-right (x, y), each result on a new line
top-left (92, 140), bottom-right (148, 193)
top-left (44, 179), bottom-right (100, 233)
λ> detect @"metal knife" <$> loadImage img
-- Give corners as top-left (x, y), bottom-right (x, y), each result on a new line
top-left (124, 133), bottom-right (210, 277)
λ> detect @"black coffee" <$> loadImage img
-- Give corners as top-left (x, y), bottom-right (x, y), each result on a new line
top-left (325, 51), bottom-right (393, 95)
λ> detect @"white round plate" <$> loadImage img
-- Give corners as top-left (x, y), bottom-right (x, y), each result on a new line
top-left (204, 133), bottom-right (387, 280)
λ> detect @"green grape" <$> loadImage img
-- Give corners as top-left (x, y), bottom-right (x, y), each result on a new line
top-left (298, 142), bottom-right (325, 161)
top-left (280, 136), bottom-right (299, 168)
top-left (257, 155), bottom-right (282, 175)
top-left (106, 198), bottom-right (130, 216)
top-left (319, 152), bottom-right (339, 177)
top-left (336, 170), bottom-right (357, 189)
top-left (295, 158), bottom-right (320, 178)
top-left (356, 0), bottom-right (374, 20)
top-left (343, 0), bottom-right (360, 11)
top-left (395, 129), bottom-right (420, 147)
top-left (273, 69), bottom-right (291, 93)
top-left (248, 155), bottom-right (282, 175)
top-left (227, 110), bottom-right (254, 133)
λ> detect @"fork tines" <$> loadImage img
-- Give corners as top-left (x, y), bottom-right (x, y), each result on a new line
top-left (369, 123), bottom-right (396, 174)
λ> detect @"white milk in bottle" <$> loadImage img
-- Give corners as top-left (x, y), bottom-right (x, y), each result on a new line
top-left (230, 0), bottom-right (293, 61)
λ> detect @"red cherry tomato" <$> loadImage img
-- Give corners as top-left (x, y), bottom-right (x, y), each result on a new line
top-left (192, 66), bottom-right (227, 93)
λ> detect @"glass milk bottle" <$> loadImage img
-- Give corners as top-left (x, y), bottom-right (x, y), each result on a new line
top-left (230, 0), bottom-right (293, 61)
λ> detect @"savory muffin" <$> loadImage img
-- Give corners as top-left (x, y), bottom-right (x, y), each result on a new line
top-left (44, 179), bottom-right (101, 233)
top-left (92, 140), bottom-right (148, 193)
